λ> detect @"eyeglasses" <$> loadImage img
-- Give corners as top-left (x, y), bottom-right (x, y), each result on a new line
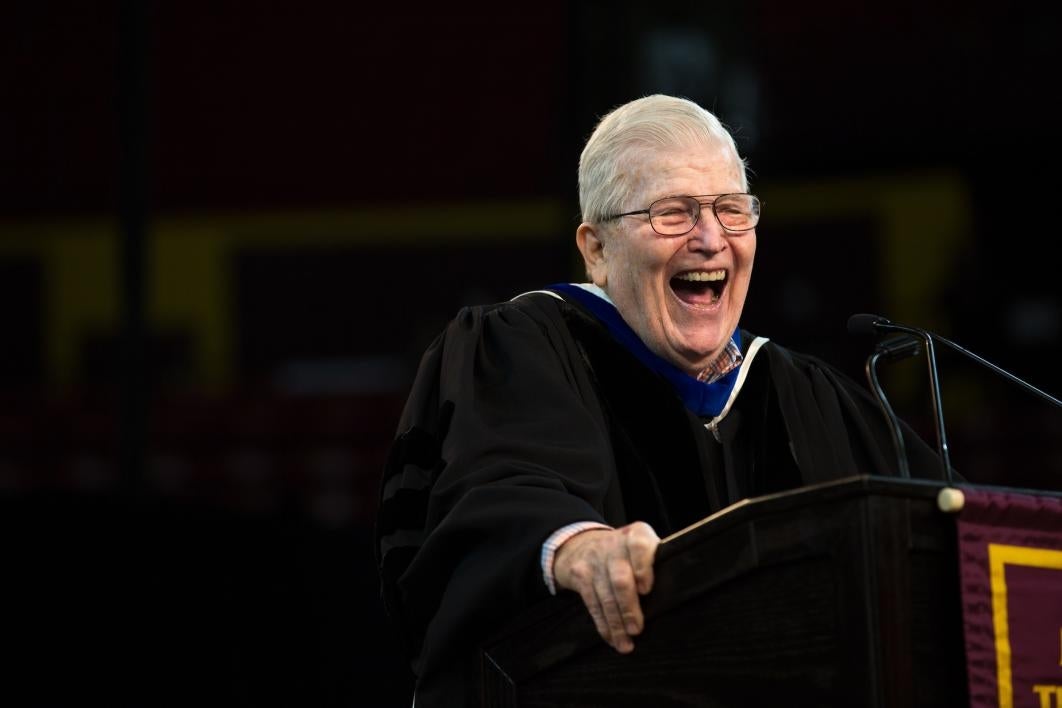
top-left (602, 193), bottom-right (761, 236)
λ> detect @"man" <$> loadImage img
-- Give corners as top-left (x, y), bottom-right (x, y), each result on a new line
top-left (375, 94), bottom-right (942, 706)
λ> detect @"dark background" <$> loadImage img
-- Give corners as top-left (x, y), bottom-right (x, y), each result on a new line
top-left (1, 2), bottom-right (1059, 706)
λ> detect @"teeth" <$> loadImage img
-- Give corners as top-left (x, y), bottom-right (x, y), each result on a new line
top-left (675, 270), bottom-right (725, 282)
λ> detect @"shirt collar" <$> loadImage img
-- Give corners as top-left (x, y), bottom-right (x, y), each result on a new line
top-left (696, 340), bottom-right (743, 383)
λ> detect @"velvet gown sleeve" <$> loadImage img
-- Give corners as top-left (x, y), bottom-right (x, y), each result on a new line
top-left (375, 296), bottom-right (625, 705)
top-left (757, 341), bottom-right (945, 484)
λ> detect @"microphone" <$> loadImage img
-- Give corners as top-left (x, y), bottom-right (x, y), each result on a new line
top-left (847, 314), bottom-right (952, 483)
top-left (850, 314), bottom-right (1062, 409)
top-left (848, 313), bottom-right (1062, 484)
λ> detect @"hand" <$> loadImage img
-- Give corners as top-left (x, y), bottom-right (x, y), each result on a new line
top-left (552, 522), bottom-right (660, 653)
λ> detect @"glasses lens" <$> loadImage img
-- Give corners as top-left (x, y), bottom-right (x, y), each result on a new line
top-left (649, 197), bottom-right (698, 235)
top-left (714, 194), bottom-right (759, 231)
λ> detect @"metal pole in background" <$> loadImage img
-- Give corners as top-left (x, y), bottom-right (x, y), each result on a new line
top-left (118, 0), bottom-right (151, 499)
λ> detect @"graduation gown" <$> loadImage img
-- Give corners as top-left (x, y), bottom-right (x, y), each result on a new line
top-left (374, 289), bottom-right (943, 707)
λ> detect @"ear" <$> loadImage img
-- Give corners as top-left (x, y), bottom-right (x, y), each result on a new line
top-left (576, 222), bottom-right (609, 288)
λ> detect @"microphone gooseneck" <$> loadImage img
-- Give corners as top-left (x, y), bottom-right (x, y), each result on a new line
top-left (850, 321), bottom-right (922, 479)
top-left (865, 348), bottom-right (912, 478)
top-left (931, 332), bottom-right (1062, 409)
top-left (847, 313), bottom-right (953, 483)
top-left (848, 314), bottom-right (1061, 408)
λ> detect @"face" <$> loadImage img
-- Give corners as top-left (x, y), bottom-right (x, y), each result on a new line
top-left (577, 140), bottom-right (756, 376)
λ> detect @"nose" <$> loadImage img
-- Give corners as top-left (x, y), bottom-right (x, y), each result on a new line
top-left (685, 207), bottom-right (728, 254)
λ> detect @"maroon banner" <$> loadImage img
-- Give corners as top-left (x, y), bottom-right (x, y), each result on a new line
top-left (956, 487), bottom-right (1062, 708)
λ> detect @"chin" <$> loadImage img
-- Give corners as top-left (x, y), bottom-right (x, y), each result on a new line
top-left (664, 338), bottom-right (723, 375)
top-left (677, 327), bottom-right (728, 357)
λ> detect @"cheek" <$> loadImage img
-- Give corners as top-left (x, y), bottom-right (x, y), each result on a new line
top-left (744, 237), bottom-right (757, 267)
top-left (605, 235), bottom-right (674, 301)
top-left (733, 240), bottom-right (756, 281)
top-left (626, 241), bottom-right (674, 279)
top-left (609, 243), bottom-right (645, 286)
top-left (625, 259), bottom-right (667, 300)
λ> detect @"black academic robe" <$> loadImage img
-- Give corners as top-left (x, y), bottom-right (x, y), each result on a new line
top-left (374, 291), bottom-right (943, 707)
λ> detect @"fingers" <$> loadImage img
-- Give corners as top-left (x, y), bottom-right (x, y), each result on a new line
top-left (558, 534), bottom-right (632, 652)
top-left (576, 582), bottom-right (612, 651)
top-left (596, 561), bottom-right (634, 652)
top-left (571, 558), bottom-right (637, 653)
top-left (553, 523), bottom-right (660, 653)
top-left (622, 522), bottom-right (660, 595)
top-left (608, 555), bottom-right (642, 641)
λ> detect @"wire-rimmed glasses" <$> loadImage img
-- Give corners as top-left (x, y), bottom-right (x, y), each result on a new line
top-left (603, 193), bottom-right (761, 236)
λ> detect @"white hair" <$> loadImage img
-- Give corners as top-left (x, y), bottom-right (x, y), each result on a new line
top-left (578, 94), bottom-right (749, 224)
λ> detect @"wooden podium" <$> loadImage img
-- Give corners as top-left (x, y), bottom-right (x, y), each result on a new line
top-left (480, 476), bottom-right (971, 707)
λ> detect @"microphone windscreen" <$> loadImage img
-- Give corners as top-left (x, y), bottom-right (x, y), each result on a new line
top-left (847, 313), bottom-right (887, 335)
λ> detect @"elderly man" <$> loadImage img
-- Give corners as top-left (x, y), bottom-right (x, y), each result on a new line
top-left (375, 94), bottom-right (941, 706)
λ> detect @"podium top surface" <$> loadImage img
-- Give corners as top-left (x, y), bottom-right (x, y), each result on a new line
top-left (658, 474), bottom-right (1061, 559)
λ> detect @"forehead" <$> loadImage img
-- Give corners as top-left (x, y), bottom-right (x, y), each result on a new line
top-left (623, 140), bottom-right (743, 201)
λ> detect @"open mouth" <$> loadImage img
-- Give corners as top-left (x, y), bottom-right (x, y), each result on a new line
top-left (670, 269), bottom-right (726, 306)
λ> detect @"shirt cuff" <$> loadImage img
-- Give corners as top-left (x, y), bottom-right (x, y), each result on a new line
top-left (540, 521), bottom-right (612, 595)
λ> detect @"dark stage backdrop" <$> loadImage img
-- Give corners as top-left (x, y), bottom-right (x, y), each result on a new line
top-left (1, 2), bottom-right (1059, 706)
